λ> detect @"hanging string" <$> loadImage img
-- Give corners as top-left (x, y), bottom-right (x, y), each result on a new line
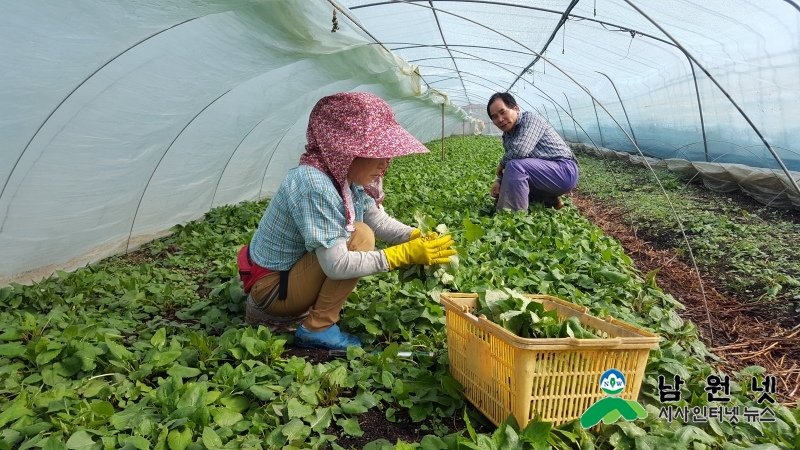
top-left (331, 9), bottom-right (339, 32)
top-left (621, 30), bottom-right (636, 60)
top-left (562, 19), bottom-right (566, 54)
top-left (594, 0), bottom-right (597, 16)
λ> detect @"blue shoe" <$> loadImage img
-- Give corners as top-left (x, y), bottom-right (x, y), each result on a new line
top-left (294, 324), bottom-right (362, 350)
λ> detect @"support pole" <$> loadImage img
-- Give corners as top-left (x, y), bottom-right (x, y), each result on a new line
top-left (592, 98), bottom-right (604, 148)
top-left (441, 103), bottom-right (445, 161)
top-left (689, 59), bottom-right (710, 162)
top-left (564, 93), bottom-right (579, 142)
top-left (596, 71), bottom-right (638, 146)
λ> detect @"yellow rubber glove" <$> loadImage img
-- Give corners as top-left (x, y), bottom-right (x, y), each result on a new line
top-left (384, 234), bottom-right (457, 270)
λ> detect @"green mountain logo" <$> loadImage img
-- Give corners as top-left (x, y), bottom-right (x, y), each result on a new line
top-left (580, 369), bottom-right (647, 428)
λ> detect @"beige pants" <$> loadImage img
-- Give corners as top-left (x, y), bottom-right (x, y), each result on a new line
top-left (250, 222), bottom-right (375, 331)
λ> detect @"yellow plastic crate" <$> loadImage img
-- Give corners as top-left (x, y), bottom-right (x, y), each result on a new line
top-left (441, 292), bottom-right (660, 428)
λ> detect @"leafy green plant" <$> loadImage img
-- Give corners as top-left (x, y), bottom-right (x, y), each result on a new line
top-left (0, 136), bottom-right (797, 450)
top-left (474, 288), bottom-right (597, 339)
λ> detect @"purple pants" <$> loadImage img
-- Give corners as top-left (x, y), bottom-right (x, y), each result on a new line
top-left (496, 158), bottom-right (579, 212)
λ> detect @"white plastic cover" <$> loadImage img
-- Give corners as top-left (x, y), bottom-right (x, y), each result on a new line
top-left (342, 0), bottom-right (800, 191)
top-left (0, 0), bottom-right (477, 284)
top-left (2, 0), bottom-right (799, 284)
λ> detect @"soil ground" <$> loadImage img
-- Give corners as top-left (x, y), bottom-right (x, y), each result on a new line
top-left (571, 188), bottom-right (800, 406)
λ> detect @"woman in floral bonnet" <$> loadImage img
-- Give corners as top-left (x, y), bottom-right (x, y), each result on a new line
top-left (240, 92), bottom-right (456, 350)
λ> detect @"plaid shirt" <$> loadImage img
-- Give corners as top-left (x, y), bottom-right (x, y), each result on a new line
top-left (249, 166), bottom-right (375, 271)
top-left (500, 111), bottom-right (575, 168)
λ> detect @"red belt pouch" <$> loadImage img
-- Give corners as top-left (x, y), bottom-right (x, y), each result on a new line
top-left (237, 244), bottom-right (273, 294)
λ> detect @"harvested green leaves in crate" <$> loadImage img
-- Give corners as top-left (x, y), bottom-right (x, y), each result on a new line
top-left (477, 288), bottom-right (597, 339)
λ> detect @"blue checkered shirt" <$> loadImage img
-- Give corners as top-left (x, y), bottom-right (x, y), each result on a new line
top-left (249, 165), bottom-right (375, 271)
top-left (500, 111), bottom-right (575, 168)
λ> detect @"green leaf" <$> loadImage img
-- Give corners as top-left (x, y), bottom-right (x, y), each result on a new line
top-left (521, 419), bottom-right (550, 443)
top-left (176, 383), bottom-right (207, 409)
top-left (596, 269), bottom-right (630, 284)
top-left (20, 421), bottom-right (52, 437)
top-left (83, 380), bottom-right (108, 398)
top-left (210, 408), bottom-right (242, 427)
top-left (0, 329), bottom-right (22, 341)
top-left (357, 318), bottom-right (382, 336)
top-left (337, 417), bottom-right (364, 437)
top-left (615, 421), bottom-right (646, 438)
top-left (249, 385), bottom-right (276, 402)
top-left (463, 409), bottom-right (477, 442)
top-left (675, 425), bottom-right (716, 445)
top-left (441, 375), bottom-right (462, 399)
top-left (151, 328), bottom-right (167, 349)
top-left (298, 383), bottom-right (320, 405)
top-left (340, 399), bottom-right (368, 415)
top-left (42, 436), bottom-right (68, 450)
top-left (167, 427), bottom-right (192, 450)
top-left (125, 436), bottom-right (150, 450)
top-left (151, 350), bottom-right (182, 367)
top-left (36, 348), bottom-right (63, 365)
top-left (363, 439), bottom-right (393, 450)
top-left (281, 418), bottom-right (310, 442)
top-left (355, 390), bottom-right (377, 409)
top-left (167, 365), bottom-right (201, 379)
top-left (90, 401), bottom-right (115, 416)
top-left (309, 407), bottom-right (333, 433)
top-left (287, 398), bottom-right (314, 418)
top-left (105, 339), bottom-right (133, 361)
top-left (420, 435), bottom-right (448, 450)
top-left (381, 371), bottom-right (395, 388)
top-left (0, 397), bottom-right (32, 428)
top-left (463, 218), bottom-right (485, 242)
top-left (65, 431), bottom-right (95, 450)
top-left (477, 435), bottom-right (496, 450)
top-left (0, 342), bottom-right (26, 357)
top-left (201, 427), bottom-right (222, 449)
top-left (410, 403), bottom-right (433, 422)
top-left (634, 435), bottom-right (682, 450)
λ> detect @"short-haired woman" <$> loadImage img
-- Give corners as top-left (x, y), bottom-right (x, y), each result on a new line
top-left (487, 92), bottom-right (579, 211)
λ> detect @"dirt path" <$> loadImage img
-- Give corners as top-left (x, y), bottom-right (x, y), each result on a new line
top-left (572, 192), bottom-right (800, 404)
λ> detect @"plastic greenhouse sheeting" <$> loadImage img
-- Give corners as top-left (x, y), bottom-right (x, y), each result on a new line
top-left (0, 0), bottom-right (479, 285)
top-left (1, 0), bottom-right (799, 285)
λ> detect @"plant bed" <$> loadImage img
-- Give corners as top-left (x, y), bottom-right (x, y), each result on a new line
top-left (0, 135), bottom-right (798, 450)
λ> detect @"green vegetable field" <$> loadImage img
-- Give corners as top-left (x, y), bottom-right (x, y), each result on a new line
top-left (1, 135), bottom-right (798, 450)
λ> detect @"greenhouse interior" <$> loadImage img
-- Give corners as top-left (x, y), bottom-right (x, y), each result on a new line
top-left (1, 0), bottom-right (799, 449)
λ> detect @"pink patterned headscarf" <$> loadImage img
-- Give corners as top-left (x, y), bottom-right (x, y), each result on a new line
top-left (299, 92), bottom-right (429, 231)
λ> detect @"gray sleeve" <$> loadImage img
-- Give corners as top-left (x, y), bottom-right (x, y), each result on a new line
top-left (315, 239), bottom-right (390, 280)
top-left (363, 204), bottom-right (415, 245)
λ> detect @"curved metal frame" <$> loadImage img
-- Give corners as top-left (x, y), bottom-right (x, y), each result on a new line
top-left (623, 0), bottom-right (800, 199)
top-left (689, 53), bottom-right (709, 162)
top-left (125, 89), bottom-right (231, 252)
top-left (783, 0), bottom-right (800, 12)
top-left (595, 71), bottom-right (638, 146)
top-left (0, 15), bottom-right (204, 230)
top-left (591, 98), bottom-right (605, 148)
top-left (209, 116), bottom-right (270, 209)
top-left (563, 93), bottom-right (579, 142)
top-left (427, 1), bottom-right (471, 104)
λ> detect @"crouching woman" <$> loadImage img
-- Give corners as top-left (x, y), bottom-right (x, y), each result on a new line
top-left (238, 92), bottom-right (456, 351)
